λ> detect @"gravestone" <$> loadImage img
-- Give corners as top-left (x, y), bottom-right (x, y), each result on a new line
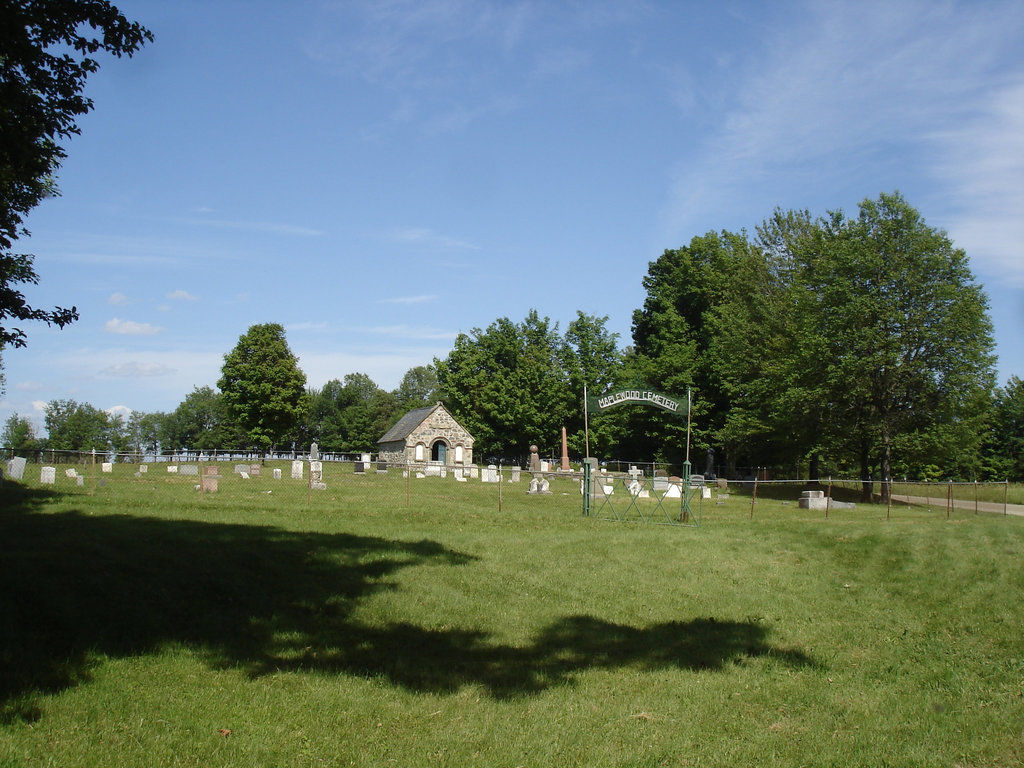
top-left (798, 490), bottom-right (828, 510)
top-left (138, 464), bottom-right (147, 474)
top-left (76, 476), bottom-right (84, 486)
top-left (528, 474), bottom-right (551, 494)
top-left (65, 468), bottom-right (78, 479)
top-left (40, 466), bottom-right (56, 485)
top-left (469, 465), bottom-right (479, 479)
top-left (102, 462), bottom-right (113, 473)
top-left (7, 457), bottom-right (26, 481)
top-left (510, 467), bottom-right (521, 483)
top-left (249, 464), bottom-right (261, 477)
top-left (354, 461), bottom-right (366, 474)
top-left (180, 464), bottom-right (199, 476)
top-left (234, 464), bottom-right (250, 475)
top-left (310, 442), bottom-right (319, 461)
top-left (483, 465), bottom-right (498, 483)
top-left (627, 466), bottom-right (643, 496)
top-left (291, 460), bottom-right (304, 480)
top-left (529, 445), bottom-right (540, 472)
top-left (167, 465), bottom-right (178, 473)
top-left (273, 468), bottom-right (282, 480)
top-left (376, 461), bottom-right (387, 474)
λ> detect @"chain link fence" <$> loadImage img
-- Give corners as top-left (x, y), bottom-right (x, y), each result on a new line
top-left (3, 449), bottom-right (1018, 521)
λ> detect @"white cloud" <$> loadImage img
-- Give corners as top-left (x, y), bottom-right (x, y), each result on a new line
top-left (362, 324), bottom-right (457, 341)
top-left (661, 1), bottom-right (1024, 256)
top-left (98, 362), bottom-right (177, 378)
top-left (107, 405), bottom-right (133, 419)
top-left (179, 217), bottom-right (324, 237)
top-left (108, 292), bottom-right (132, 306)
top-left (105, 318), bottom-right (164, 336)
top-left (388, 228), bottom-right (479, 249)
top-left (930, 79), bottom-right (1024, 283)
top-left (165, 289), bottom-right (198, 302)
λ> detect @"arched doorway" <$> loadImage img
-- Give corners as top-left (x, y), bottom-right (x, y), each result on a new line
top-left (431, 441), bottom-right (447, 464)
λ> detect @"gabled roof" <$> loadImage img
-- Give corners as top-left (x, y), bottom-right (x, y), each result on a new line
top-left (377, 404), bottom-right (438, 444)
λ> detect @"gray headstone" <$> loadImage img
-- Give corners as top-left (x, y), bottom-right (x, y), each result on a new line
top-left (40, 466), bottom-right (56, 485)
top-left (291, 460), bottom-right (304, 479)
top-left (7, 456), bottom-right (26, 481)
top-left (180, 464), bottom-right (199, 476)
top-left (273, 468), bottom-right (282, 480)
top-left (310, 442), bottom-right (319, 461)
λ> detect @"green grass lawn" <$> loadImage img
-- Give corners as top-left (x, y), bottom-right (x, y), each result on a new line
top-left (2, 468), bottom-right (1023, 767)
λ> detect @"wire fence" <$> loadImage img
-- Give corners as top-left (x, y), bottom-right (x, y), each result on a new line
top-left (2, 449), bottom-right (1018, 521)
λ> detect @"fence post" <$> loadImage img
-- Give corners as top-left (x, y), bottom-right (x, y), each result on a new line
top-left (825, 476), bottom-right (832, 518)
top-left (1005, 479), bottom-right (1009, 516)
top-left (886, 474), bottom-right (891, 520)
top-left (946, 480), bottom-right (952, 520)
top-left (750, 475), bottom-right (758, 520)
top-left (974, 480), bottom-right (979, 515)
top-left (498, 462), bottom-right (503, 513)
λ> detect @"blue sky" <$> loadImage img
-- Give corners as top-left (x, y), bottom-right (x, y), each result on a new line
top-left (4, 0), bottom-right (1023, 433)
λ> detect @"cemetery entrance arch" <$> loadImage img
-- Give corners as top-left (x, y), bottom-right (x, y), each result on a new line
top-left (583, 386), bottom-right (699, 525)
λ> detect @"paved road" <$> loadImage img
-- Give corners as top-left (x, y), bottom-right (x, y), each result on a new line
top-left (888, 494), bottom-right (1024, 517)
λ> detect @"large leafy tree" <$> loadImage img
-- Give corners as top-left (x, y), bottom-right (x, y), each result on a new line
top-left (626, 231), bottom-right (756, 468)
top-left (218, 324), bottom-right (308, 454)
top-left (984, 375), bottom-right (1024, 481)
top-left (164, 386), bottom-right (235, 451)
top-left (800, 193), bottom-right (995, 497)
top-left (43, 398), bottom-right (115, 451)
top-left (563, 311), bottom-right (623, 459)
top-left (2, 413), bottom-right (42, 452)
top-left (394, 364), bottom-right (439, 409)
top-left (0, 1), bottom-right (152, 355)
top-left (435, 310), bottom-right (576, 461)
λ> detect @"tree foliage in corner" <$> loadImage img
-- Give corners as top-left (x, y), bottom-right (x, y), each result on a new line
top-left (218, 324), bottom-right (308, 453)
top-left (0, 0), bottom-right (152, 350)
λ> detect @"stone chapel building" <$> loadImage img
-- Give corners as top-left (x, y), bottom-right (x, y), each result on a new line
top-left (377, 403), bottom-right (475, 466)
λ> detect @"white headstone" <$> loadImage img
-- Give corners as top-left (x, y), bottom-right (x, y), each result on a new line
top-left (291, 460), bottom-right (304, 480)
top-left (102, 462), bottom-right (113, 473)
top-left (138, 464), bottom-right (147, 473)
top-left (664, 483), bottom-right (682, 499)
top-left (7, 457), bottom-right (26, 481)
top-left (310, 460), bottom-right (322, 483)
top-left (65, 468), bottom-right (78, 479)
top-left (40, 466), bottom-right (56, 485)
top-left (240, 472), bottom-right (250, 480)
top-left (273, 468), bottom-right (282, 480)
top-left (167, 465), bottom-right (178, 473)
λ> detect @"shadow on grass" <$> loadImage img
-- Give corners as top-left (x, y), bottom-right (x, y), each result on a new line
top-left (0, 498), bottom-right (815, 719)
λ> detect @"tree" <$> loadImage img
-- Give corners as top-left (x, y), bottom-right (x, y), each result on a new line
top-left (0, 1), bottom-right (152, 355)
top-left (627, 231), bottom-right (756, 468)
top-left (804, 193), bottom-right (996, 498)
top-left (2, 413), bottom-right (41, 452)
top-left (217, 324), bottom-right (308, 453)
top-left (986, 376), bottom-right (1024, 481)
top-left (563, 312), bottom-right (623, 458)
top-left (394, 364), bottom-right (439, 409)
top-left (435, 310), bottom-right (575, 461)
top-left (165, 386), bottom-right (234, 451)
top-left (43, 398), bottom-right (114, 451)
